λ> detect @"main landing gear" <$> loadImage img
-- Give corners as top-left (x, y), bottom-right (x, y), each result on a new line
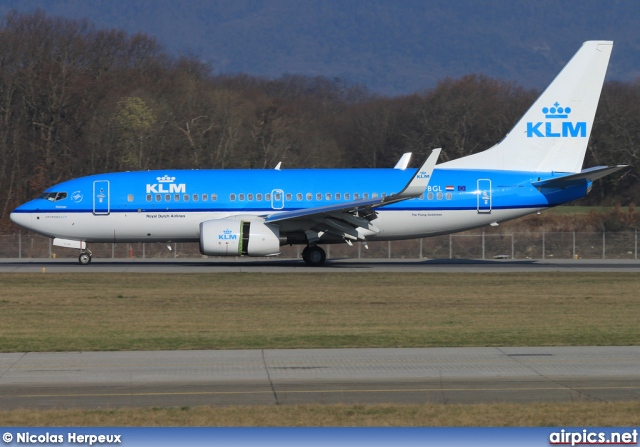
top-left (78, 249), bottom-right (93, 265)
top-left (301, 245), bottom-right (326, 267)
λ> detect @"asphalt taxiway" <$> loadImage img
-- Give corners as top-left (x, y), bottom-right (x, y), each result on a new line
top-left (1, 347), bottom-right (638, 409)
top-left (1, 257), bottom-right (640, 273)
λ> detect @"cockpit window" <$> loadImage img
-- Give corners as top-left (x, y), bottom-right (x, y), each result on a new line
top-left (39, 192), bottom-right (68, 202)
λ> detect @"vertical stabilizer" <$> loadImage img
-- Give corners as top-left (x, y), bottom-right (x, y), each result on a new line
top-left (439, 41), bottom-right (613, 173)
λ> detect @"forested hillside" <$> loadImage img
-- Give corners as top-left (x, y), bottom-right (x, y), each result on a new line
top-left (1, 11), bottom-right (638, 231)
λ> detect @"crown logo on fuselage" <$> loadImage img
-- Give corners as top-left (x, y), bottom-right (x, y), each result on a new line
top-left (146, 174), bottom-right (185, 194)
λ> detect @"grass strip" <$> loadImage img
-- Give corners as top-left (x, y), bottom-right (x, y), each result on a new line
top-left (0, 272), bottom-right (638, 351)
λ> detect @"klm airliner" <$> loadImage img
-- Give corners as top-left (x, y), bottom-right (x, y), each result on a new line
top-left (10, 41), bottom-right (626, 266)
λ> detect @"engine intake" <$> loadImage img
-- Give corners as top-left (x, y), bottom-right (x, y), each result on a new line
top-left (199, 218), bottom-right (280, 257)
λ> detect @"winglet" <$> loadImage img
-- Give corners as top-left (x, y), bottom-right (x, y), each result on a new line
top-left (394, 148), bottom-right (441, 199)
top-left (393, 152), bottom-right (412, 170)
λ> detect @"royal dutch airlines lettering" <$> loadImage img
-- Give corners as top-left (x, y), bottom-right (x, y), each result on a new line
top-left (526, 102), bottom-right (587, 138)
top-left (10, 41), bottom-right (627, 266)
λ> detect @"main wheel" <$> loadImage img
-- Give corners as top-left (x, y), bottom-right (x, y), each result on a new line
top-left (303, 246), bottom-right (326, 267)
top-left (78, 253), bottom-right (92, 265)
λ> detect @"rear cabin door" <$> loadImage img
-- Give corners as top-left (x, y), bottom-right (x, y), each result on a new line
top-left (477, 179), bottom-right (492, 214)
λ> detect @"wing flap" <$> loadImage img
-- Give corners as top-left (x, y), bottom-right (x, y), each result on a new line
top-left (264, 149), bottom-right (441, 224)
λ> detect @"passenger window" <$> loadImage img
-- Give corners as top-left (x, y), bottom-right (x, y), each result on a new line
top-left (372, 193), bottom-right (378, 198)
top-left (202, 194), bottom-right (208, 201)
top-left (174, 194), bottom-right (180, 201)
top-left (354, 193), bottom-right (360, 200)
top-left (165, 194), bottom-right (171, 201)
top-left (128, 194), bottom-right (134, 202)
top-left (286, 193), bottom-right (292, 201)
top-left (306, 193), bottom-right (312, 201)
top-left (239, 193), bottom-right (245, 201)
top-left (230, 194), bottom-right (236, 201)
top-left (256, 193), bottom-right (262, 201)
top-left (296, 193), bottom-right (303, 201)
top-left (325, 193), bottom-right (332, 200)
top-left (345, 193), bottom-right (351, 200)
top-left (146, 194), bottom-right (152, 202)
top-left (183, 194), bottom-right (190, 201)
top-left (211, 194), bottom-right (217, 201)
top-left (193, 194), bottom-right (199, 201)
top-left (427, 192), bottom-right (434, 200)
top-left (266, 193), bottom-right (271, 201)
top-left (336, 193), bottom-right (341, 200)
top-left (363, 193), bottom-right (369, 199)
top-left (316, 193), bottom-right (322, 201)
top-left (248, 193), bottom-right (253, 201)
top-left (155, 194), bottom-right (161, 202)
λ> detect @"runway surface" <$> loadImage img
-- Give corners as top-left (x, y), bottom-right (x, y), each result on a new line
top-left (1, 347), bottom-right (639, 409)
top-left (1, 257), bottom-right (640, 273)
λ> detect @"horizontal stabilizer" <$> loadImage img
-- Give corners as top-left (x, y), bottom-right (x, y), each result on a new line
top-left (532, 165), bottom-right (627, 188)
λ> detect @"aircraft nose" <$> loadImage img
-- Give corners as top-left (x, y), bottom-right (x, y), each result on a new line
top-left (10, 210), bottom-right (32, 230)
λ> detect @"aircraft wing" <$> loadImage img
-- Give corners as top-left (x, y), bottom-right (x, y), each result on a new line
top-left (532, 165), bottom-right (628, 189)
top-left (264, 149), bottom-right (441, 241)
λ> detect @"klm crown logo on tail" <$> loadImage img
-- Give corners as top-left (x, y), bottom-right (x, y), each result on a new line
top-left (526, 102), bottom-right (587, 138)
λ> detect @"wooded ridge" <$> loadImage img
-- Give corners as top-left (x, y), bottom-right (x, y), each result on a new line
top-left (1, 11), bottom-right (638, 231)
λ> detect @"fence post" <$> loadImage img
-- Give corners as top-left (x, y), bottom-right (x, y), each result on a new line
top-left (388, 241), bottom-right (391, 259)
top-left (511, 233), bottom-right (514, 259)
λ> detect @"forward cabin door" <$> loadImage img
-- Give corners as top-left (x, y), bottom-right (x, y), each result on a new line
top-left (93, 180), bottom-right (110, 215)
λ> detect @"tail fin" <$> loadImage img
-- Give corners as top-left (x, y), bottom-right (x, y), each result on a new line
top-left (439, 41), bottom-right (613, 173)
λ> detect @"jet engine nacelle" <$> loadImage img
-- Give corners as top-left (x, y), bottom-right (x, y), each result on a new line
top-left (199, 218), bottom-right (280, 257)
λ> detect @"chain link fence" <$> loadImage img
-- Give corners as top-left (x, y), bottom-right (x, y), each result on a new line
top-left (2, 229), bottom-right (638, 260)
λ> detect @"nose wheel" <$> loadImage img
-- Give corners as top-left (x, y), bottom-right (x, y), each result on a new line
top-left (301, 245), bottom-right (326, 267)
top-left (78, 251), bottom-right (92, 265)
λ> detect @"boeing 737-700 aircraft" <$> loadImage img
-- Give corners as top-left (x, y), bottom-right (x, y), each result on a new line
top-left (10, 41), bottom-right (626, 266)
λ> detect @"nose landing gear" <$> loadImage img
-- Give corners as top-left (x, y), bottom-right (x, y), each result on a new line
top-left (78, 249), bottom-right (93, 265)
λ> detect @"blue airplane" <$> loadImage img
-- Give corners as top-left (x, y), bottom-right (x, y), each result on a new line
top-left (10, 41), bottom-right (626, 266)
